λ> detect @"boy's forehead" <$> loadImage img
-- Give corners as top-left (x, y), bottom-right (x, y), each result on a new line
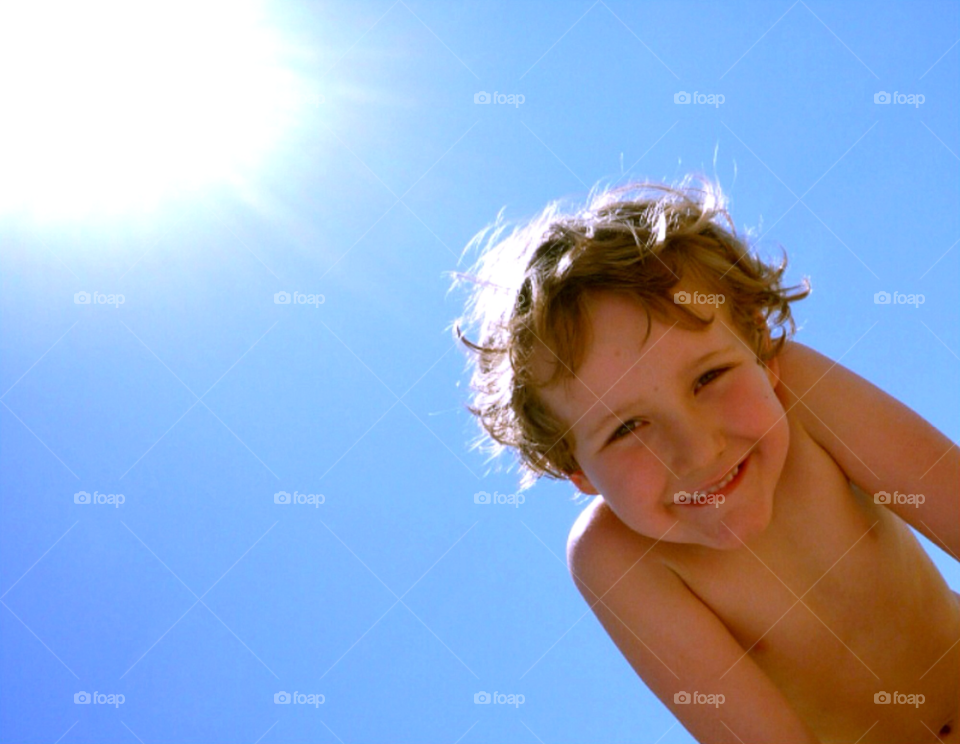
top-left (537, 293), bottom-right (660, 409)
top-left (537, 288), bottom-right (734, 426)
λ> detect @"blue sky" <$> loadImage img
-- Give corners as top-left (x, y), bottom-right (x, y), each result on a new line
top-left (1, 1), bottom-right (958, 742)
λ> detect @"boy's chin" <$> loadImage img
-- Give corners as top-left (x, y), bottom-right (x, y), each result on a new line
top-left (669, 493), bottom-right (776, 550)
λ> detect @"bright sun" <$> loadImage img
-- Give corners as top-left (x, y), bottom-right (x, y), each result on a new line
top-left (0, 0), bottom-right (315, 218)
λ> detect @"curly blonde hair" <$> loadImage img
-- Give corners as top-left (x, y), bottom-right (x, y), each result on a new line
top-left (452, 175), bottom-right (810, 490)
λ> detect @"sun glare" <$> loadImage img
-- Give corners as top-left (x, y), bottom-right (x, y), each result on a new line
top-left (0, 0), bottom-right (316, 219)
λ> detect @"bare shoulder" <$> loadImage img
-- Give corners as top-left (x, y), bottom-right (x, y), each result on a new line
top-left (774, 339), bottom-right (960, 557)
top-left (774, 339), bottom-right (880, 415)
top-left (769, 340), bottom-right (842, 450)
top-left (566, 496), bottom-right (665, 599)
top-left (564, 497), bottom-right (823, 743)
top-left (770, 339), bottom-right (830, 410)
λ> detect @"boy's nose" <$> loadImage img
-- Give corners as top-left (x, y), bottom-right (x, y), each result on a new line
top-left (669, 416), bottom-right (725, 479)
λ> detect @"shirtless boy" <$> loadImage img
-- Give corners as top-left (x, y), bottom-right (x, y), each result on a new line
top-left (454, 177), bottom-right (959, 743)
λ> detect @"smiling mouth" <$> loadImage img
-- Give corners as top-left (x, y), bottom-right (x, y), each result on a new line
top-left (702, 459), bottom-right (744, 494)
top-left (676, 453), bottom-right (750, 506)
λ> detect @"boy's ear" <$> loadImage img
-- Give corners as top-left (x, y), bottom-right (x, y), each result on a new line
top-left (569, 470), bottom-right (599, 495)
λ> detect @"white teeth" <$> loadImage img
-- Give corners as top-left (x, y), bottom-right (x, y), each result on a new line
top-left (703, 462), bottom-right (740, 495)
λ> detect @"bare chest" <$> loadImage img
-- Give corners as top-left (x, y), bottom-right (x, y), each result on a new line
top-left (659, 431), bottom-right (960, 742)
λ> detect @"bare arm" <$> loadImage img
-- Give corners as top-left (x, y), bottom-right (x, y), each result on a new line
top-left (567, 502), bottom-right (822, 744)
top-left (776, 341), bottom-right (960, 561)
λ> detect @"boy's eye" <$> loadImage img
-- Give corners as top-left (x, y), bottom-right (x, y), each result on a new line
top-left (695, 366), bottom-right (731, 392)
top-left (605, 366), bottom-right (734, 446)
top-left (609, 418), bottom-right (643, 444)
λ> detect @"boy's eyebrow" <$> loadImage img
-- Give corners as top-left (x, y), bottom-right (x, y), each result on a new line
top-left (584, 346), bottom-right (735, 441)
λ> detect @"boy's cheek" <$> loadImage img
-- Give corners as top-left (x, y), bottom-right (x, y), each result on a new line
top-left (723, 373), bottom-right (786, 430)
top-left (598, 456), bottom-right (668, 521)
top-left (597, 488), bottom-right (662, 537)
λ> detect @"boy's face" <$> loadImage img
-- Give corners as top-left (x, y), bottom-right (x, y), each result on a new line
top-left (539, 286), bottom-right (790, 550)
